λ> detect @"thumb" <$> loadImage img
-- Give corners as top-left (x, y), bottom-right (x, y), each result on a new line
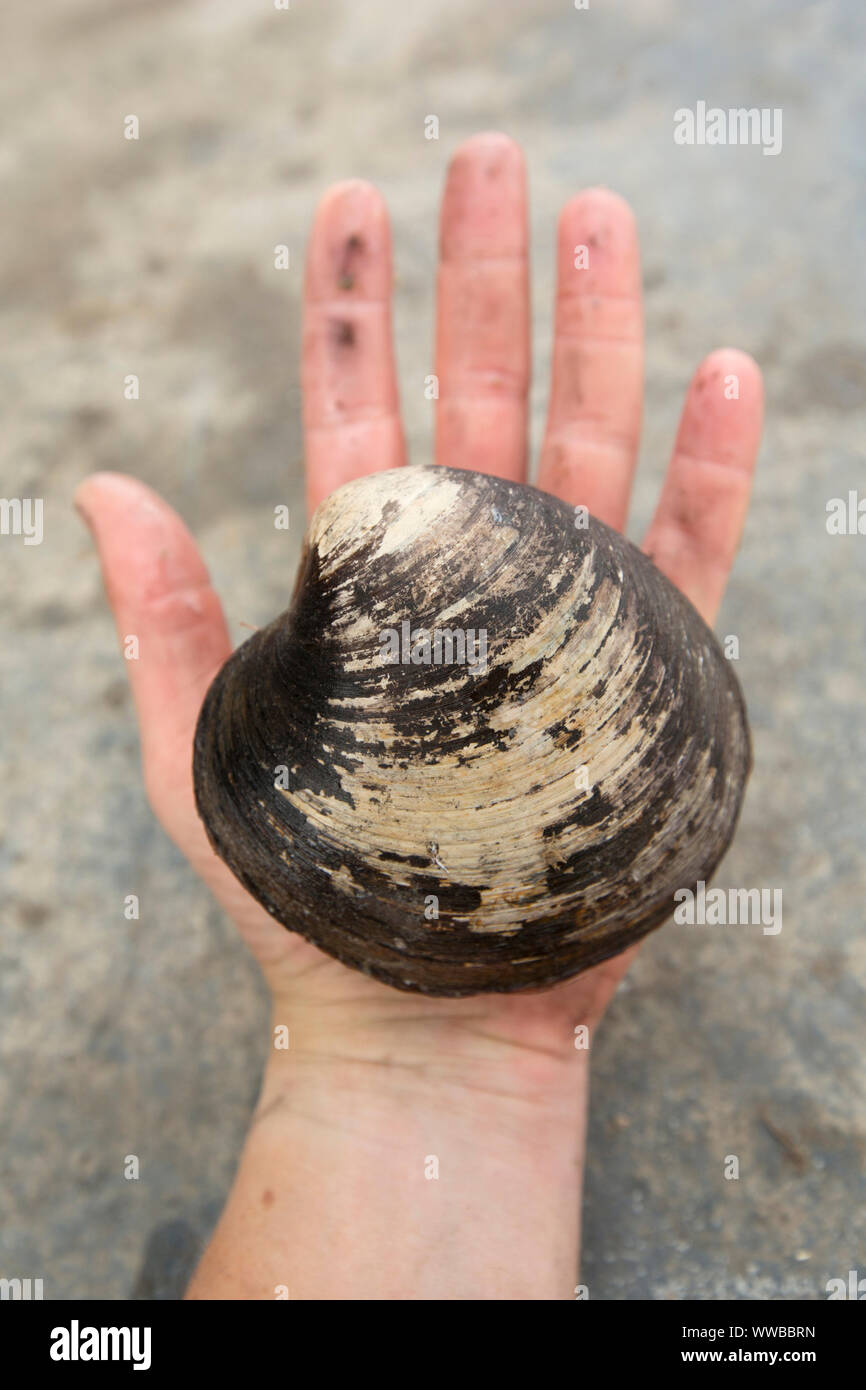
top-left (74, 472), bottom-right (231, 818)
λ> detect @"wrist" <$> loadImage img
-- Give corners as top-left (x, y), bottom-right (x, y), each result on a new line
top-left (189, 994), bottom-right (593, 1300)
top-left (258, 985), bottom-right (593, 1119)
top-left (247, 1012), bottom-right (590, 1300)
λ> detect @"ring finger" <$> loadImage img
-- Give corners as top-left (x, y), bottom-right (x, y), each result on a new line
top-left (537, 188), bottom-right (643, 530)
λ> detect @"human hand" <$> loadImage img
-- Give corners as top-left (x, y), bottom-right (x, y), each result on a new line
top-left (76, 133), bottom-right (763, 1089)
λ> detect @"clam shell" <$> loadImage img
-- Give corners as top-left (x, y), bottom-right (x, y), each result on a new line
top-left (193, 465), bottom-right (751, 996)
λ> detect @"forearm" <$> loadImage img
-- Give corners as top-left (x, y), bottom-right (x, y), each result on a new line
top-left (186, 1010), bottom-right (590, 1301)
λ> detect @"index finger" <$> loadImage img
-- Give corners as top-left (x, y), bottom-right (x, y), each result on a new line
top-left (302, 181), bottom-right (406, 513)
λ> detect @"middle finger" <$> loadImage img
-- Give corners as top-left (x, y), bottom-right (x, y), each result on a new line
top-left (434, 133), bottom-right (530, 482)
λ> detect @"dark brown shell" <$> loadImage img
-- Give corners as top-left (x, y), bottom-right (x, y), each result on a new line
top-left (193, 465), bottom-right (751, 996)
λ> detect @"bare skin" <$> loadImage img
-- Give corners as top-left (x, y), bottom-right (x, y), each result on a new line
top-left (76, 133), bottom-right (763, 1300)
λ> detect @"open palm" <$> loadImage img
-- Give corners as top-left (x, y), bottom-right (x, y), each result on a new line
top-left (77, 133), bottom-right (762, 1059)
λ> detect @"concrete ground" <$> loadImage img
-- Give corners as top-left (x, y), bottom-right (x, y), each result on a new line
top-left (1, 0), bottom-right (863, 1300)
